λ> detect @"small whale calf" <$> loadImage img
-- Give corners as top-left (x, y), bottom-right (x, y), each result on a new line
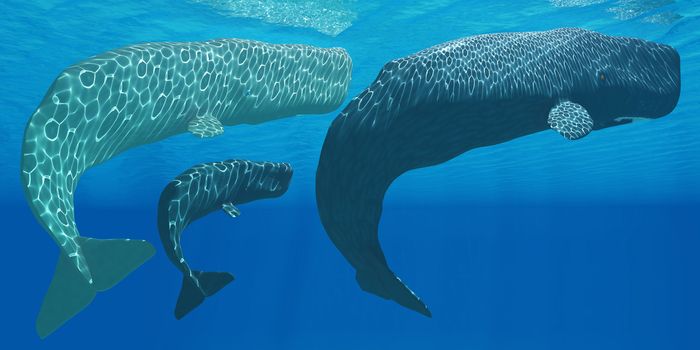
top-left (316, 28), bottom-right (680, 316)
top-left (158, 160), bottom-right (293, 319)
top-left (21, 37), bottom-right (350, 337)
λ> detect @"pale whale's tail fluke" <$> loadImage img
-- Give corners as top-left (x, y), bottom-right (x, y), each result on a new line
top-left (36, 237), bottom-right (155, 338)
top-left (356, 266), bottom-right (432, 317)
top-left (175, 271), bottom-right (234, 320)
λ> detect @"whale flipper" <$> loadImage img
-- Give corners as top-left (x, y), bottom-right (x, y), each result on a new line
top-left (222, 203), bottom-right (241, 218)
top-left (175, 271), bottom-right (234, 319)
top-left (188, 115), bottom-right (224, 138)
top-left (36, 237), bottom-right (155, 338)
top-left (356, 267), bottom-right (431, 317)
top-left (547, 101), bottom-right (594, 140)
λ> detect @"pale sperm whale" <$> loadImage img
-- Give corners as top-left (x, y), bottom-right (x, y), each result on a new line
top-left (157, 160), bottom-right (292, 319)
top-left (316, 28), bottom-right (680, 317)
top-left (21, 38), bottom-right (350, 337)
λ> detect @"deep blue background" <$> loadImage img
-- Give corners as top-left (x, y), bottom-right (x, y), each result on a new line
top-left (1, 0), bottom-right (699, 349)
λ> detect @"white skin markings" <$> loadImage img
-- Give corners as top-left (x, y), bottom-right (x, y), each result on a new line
top-left (21, 38), bottom-right (350, 283)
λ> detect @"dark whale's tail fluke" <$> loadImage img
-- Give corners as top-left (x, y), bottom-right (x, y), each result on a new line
top-left (36, 237), bottom-right (155, 338)
top-left (175, 271), bottom-right (234, 319)
top-left (356, 266), bottom-right (432, 317)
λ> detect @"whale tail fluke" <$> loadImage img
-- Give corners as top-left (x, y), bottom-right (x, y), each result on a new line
top-left (36, 237), bottom-right (155, 338)
top-left (175, 271), bottom-right (234, 319)
top-left (36, 252), bottom-right (95, 339)
top-left (79, 237), bottom-right (156, 291)
top-left (356, 266), bottom-right (432, 318)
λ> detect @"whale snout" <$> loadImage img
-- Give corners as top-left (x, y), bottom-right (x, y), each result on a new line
top-left (276, 163), bottom-right (293, 185)
top-left (592, 41), bottom-right (680, 128)
top-left (659, 46), bottom-right (681, 116)
top-left (264, 162), bottom-right (293, 194)
top-left (627, 43), bottom-right (680, 119)
top-left (637, 45), bottom-right (680, 119)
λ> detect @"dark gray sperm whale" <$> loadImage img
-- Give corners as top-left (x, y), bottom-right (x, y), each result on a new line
top-left (157, 160), bottom-right (293, 319)
top-left (316, 28), bottom-right (680, 316)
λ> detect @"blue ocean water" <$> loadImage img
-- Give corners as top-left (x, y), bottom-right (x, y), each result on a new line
top-left (1, 0), bottom-right (699, 348)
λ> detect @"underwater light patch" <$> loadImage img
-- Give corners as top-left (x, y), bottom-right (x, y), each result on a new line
top-left (607, 0), bottom-right (674, 20)
top-left (550, 0), bottom-right (607, 7)
top-left (640, 11), bottom-right (683, 24)
top-left (191, 0), bottom-right (357, 36)
top-left (550, 0), bottom-right (681, 24)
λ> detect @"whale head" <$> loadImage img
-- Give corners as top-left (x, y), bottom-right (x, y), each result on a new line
top-left (575, 36), bottom-right (681, 130)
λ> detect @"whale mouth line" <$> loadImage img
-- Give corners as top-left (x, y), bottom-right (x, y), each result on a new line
top-left (614, 116), bottom-right (652, 123)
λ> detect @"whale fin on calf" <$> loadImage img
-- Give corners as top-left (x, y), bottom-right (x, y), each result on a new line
top-left (222, 203), bottom-right (241, 218)
top-left (547, 101), bottom-right (593, 140)
top-left (188, 114), bottom-right (224, 138)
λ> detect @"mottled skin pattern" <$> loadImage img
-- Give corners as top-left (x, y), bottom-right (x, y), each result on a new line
top-left (547, 101), bottom-right (594, 140)
top-left (316, 28), bottom-right (680, 316)
top-left (21, 39), bottom-right (351, 284)
top-left (157, 160), bottom-right (292, 288)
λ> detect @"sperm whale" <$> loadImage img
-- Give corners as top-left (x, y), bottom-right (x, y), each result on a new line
top-left (315, 28), bottom-right (680, 316)
top-left (157, 160), bottom-right (292, 319)
top-left (21, 38), bottom-right (350, 337)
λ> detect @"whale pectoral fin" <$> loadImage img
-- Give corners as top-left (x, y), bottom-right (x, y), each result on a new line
top-left (222, 203), bottom-right (241, 218)
top-left (547, 101), bottom-right (594, 140)
top-left (188, 115), bottom-right (224, 138)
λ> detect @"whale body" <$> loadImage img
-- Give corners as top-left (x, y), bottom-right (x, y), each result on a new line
top-left (21, 38), bottom-right (350, 337)
top-left (157, 160), bottom-right (293, 319)
top-left (316, 28), bottom-right (680, 316)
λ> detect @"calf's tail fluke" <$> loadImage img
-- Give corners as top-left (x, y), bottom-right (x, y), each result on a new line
top-left (36, 237), bottom-right (155, 338)
top-left (175, 271), bottom-right (234, 319)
